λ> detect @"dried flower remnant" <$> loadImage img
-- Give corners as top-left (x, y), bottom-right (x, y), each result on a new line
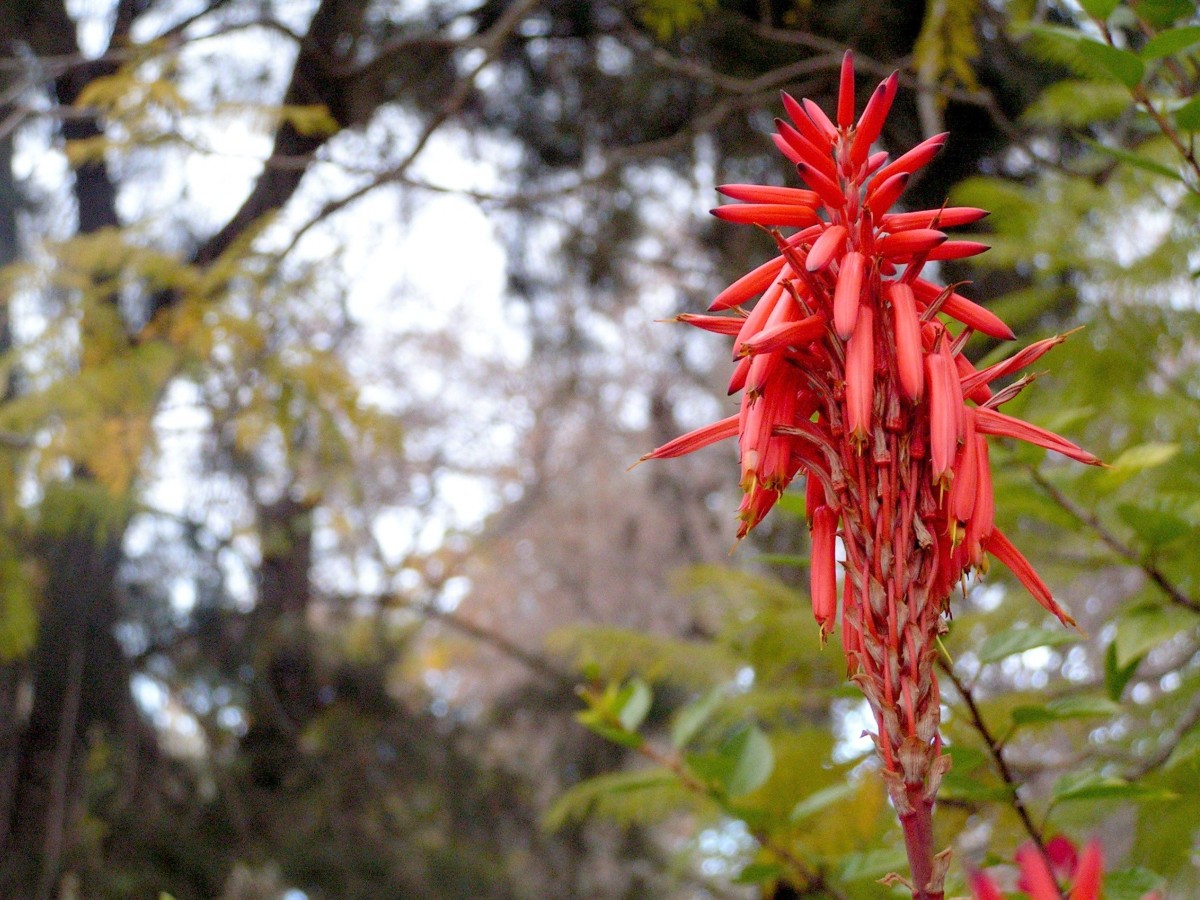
top-left (639, 51), bottom-right (1101, 899)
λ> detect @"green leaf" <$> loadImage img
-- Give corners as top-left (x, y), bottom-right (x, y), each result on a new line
top-left (1132, 0), bottom-right (1195, 27)
top-left (938, 770), bottom-right (1014, 803)
top-left (1108, 441), bottom-right (1180, 475)
top-left (838, 847), bottom-right (910, 882)
top-left (732, 862), bottom-right (786, 885)
top-left (1011, 694), bottom-right (1120, 726)
top-left (789, 781), bottom-right (857, 822)
top-left (1176, 95), bottom-right (1200, 131)
top-left (542, 768), bottom-right (680, 831)
top-left (688, 725), bottom-right (774, 798)
top-left (1051, 771), bottom-right (1176, 803)
top-left (1114, 605), bottom-right (1194, 667)
top-left (1116, 502), bottom-right (1191, 549)
top-left (1079, 0), bottom-right (1121, 19)
top-left (1025, 25), bottom-right (1145, 87)
top-left (1140, 25), bottom-right (1200, 59)
top-left (670, 688), bottom-right (722, 749)
top-left (1104, 640), bottom-right (1141, 701)
top-left (1024, 80), bottom-right (1133, 126)
top-left (1104, 868), bottom-right (1167, 900)
top-left (617, 678), bottom-right (653, 732)
top-left (1083, 137), bottom-right (1184, 180)
top-left (977, 627), bottom-right (1079, 666)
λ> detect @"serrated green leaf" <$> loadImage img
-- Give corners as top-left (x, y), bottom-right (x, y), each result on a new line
top-left (1083, 136), bottom-right (1184, 180)
top-left (617, 678), bottom-right (653, 731)
top-left (1080, 0), bottom-right (1121, 18)
top-left (1114, 605), bottom-right (1194, 667)
top-left (1011, 694), bottom-right (1120, 726)
top-left (670, 688), bottom-right (722, 749)
top-left (1140, 25), bottom-right (1200, 58)
top-left (977, 627), bottom-right (1079, 666)
top-left (732, 862), bottom-right (786, 885)
top-left (1104, 867), bottom-right (1167, 900)
top-left (1132, 0), bottom-right (1195, 27)
top-left (1176, 95), bottom-right (1200, 131)
top-left (1052, 771), bottom-right (1176, 803)
top-left (1105, 640), bottom-right (1141, 701)
top-left (789, 781), bottom-right (856, 822)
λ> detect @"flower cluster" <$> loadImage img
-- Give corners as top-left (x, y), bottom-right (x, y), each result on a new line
top-left (641, 52), bottom-right (1101, 898)
top-left (970, 838), bottom-right (1158, 900)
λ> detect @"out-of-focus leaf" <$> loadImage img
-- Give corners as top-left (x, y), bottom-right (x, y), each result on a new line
top-left (1083, 137), bottom-right (1184, 180)
top-left (1024, 80), bottom-right (1132, 126)
top-left (977, 627), bottom-right (1079, 665)
top-left (1116, 502), bottom-right (1191, 548)
top-left (838, 847), bottom-right (909, 882)
top-left (1025, 25), bottom-right (1145, 87)
top-left (1132, 0), bottom-right (1196, 27)
top-left (688, 724), bottom-right (774, 798)
top-left (1114, 605), bottom-right (1194, 667)
top-left (938, 771), bottom-right (1013, 803)
top-left (732, 863), bottom-right (785, 885)
top-left (542, 768), bottom-right (683, 831)
top-left (1140, 25), bottom-right (1200, 58)
top-left (1104, 641), bottom-right (1141, 701)
top-left (1011, 695), bottom-right (1120, 726)
top-left (1108, 441), bottom-right (1180, 475)
top-left (1103, 868), bottom-right (1167, 900)
top-left (671, 688), bottom-right (722, 749)
top-left (1176, 95), bottom-right (1200, 131)
top-left (789, 781), bottom-right (856, 822)
top-left (617, 678), bottom-right (653, 731)
top-left (1051, 771), bottom-right (1176, 803)
top-left (1079, 0), bottom-right (1120, 18)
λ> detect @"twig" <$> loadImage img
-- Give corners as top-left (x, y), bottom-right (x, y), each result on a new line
top-left (937, 659), bottom-right (1064, 898)
top-left (635, 738), bottom-right (850, 900)
top-left (1027, 468), bottom-right (1200, 614)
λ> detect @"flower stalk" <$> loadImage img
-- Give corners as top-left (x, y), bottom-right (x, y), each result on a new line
top-left (639, 51), bottom-right (1101, 897)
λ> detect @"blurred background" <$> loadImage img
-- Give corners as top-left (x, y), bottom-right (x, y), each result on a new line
top-left (0, 0), bottom-right (1196, 897)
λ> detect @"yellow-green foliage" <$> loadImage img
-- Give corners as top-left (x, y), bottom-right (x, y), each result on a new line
top-left (914, 0), bottom-right (981, 93)
top-left (636, 0), bottom-right (718, 41)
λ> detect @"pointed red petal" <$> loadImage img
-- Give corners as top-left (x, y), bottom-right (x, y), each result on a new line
top-left (985, 529), bottom-right (1076, 626)
top-left (802, 97), bottom-right (837, 141)
top-left (639, 415), bottom-right (739, 462)
top-left (811, 506), bottom-right (839, 634)
top-left (850, 72), bottom-right (898, 167)
top-left (912, 278), bottom-right (1015, 340)
top-left (878, 228), bottom-right (946, 258)
top-left (864, 172), bottom-right (910, 217)
top-left (740, 314), bottom-right (826, 356)
top-left (881, 207), bottom-right (989, 230)
top-left (845, 305), bottom-right (875, 444)
top-left (872, 132), bottom-right (947, 185)
top-left (925, 352), bottom-right (956, 483)
top-left (1016, 843), bottom-right (1068, 900)
top-left (1069, 842), bottom-right (1104, 900)
top-left (922, 240), bottom-right (990, 261)
top-left (974, 407), bottom-right (1101, 465)
top-left (711, 203), bottom-right (820, 228)
top-left (796, 162), bottom-right (845, 208)
top-left (673, 313), bottom-right (744, 336)
top-left (968, 871), bottom-right (1004, 900)
top-left (775, 119), bottom-right (839, 180)
top-left (961, 333), bottom-right (1070, 394)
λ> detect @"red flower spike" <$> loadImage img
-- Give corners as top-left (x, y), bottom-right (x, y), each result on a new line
top-left (837, 50), bottom-right (856, 128)
top-left (968, 871), bottom-right (1005, 900)
top-left (796, 162), bottom-right (845, 208)
top-left (638, 59), bottom-right (1101, 899)
top-left (775, 119), bottom-right (840, 181)
top-left (811, 506), bottom-right (839, 635)
top-left (882, 207), bottom-right (989, 231)
top-left (717, 184), bottom-right (820, 206)
top-left (673, 313), bottom-right (744, 336)
top-left (873, 131), bottom-right (947, 185)
top-left (1070, 842), bottom-right (1103, 900)
top-left (888, 281), bottom-right (923, 401)
top-left (834, 251), bottom-right (866, 339)
top-left (845, 304), bottom-right (874, 445)
top-left (985, 529), bottom-right (1076, 626)
top-left (865, 172), bottom-right (910, 217)
top-left (807, 225), bottom-right (849, 272)
top-left (1016, 844), bottom-right (1065, 900)
top-left (801, 97), bottom-right (837, 141)
top-left (850, 72), bottom-right (898, 168)
top-left (712, 203), bottom-right (820, 228)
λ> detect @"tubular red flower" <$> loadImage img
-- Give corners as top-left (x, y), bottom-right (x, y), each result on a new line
top-left (673, 313), bottom-right (745, 335)
top-left (1016, 844), bottom-right (1065, 900)
top-left (845, 304), bottom-right (874, 445)
top-left (881, 207), bottom-right (989, 230)
top-left (865, 172), bottom-right (910, 218)
top-left (811, 505), bottom-right (839, 636)
top-left (807, 225), bottom-right (848, 272)
top-left (837, 50), bottom-right (856, 128)
top-left (968, 872), bottom-right (1004, 900)
top-left (850, 72), bottom-right (898, 168)
top-left (1070, 842), bottom-right (1104, 900)
top-left (834, 251), bottom-right (866, 339)
top-left (888, 281), bottom-right (923, 401)
top-left (716, 184), bottom-right (820, 206)
top-left (984, 529), bottom-right (1076, 626)
top-left (637, 415), bottom-right (739, 462)
top-left (712, 203), bottom-right (820, 228)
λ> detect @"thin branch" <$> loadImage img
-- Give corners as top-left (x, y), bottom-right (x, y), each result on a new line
top-left (1027, 468), bottom-right (1200, 614)
top-left (279, 0), bottom-right (542, 259)
top-left (938, 659), bottom-right (1064, 899)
